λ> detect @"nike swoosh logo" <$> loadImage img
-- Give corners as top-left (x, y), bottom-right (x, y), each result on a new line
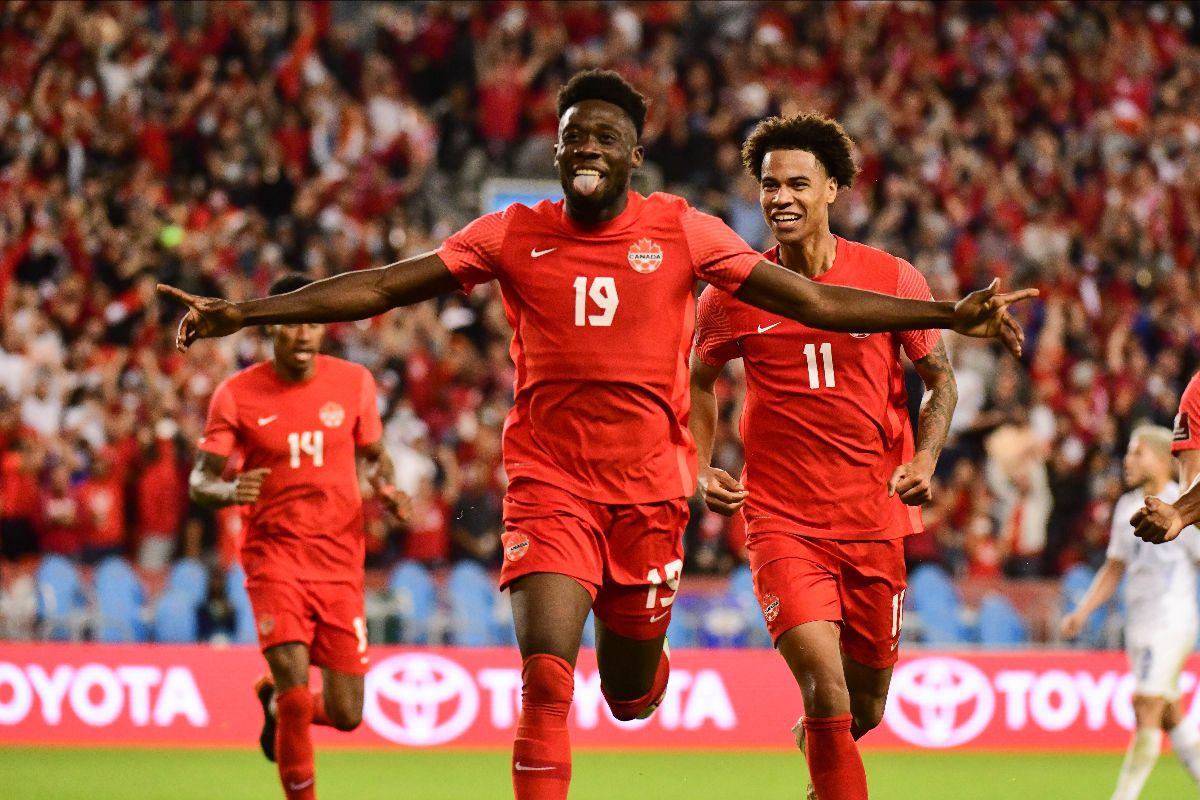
top-left (757, 322), bottom-right (782, 334)
top-left (649, 610), bottom-right (671, 624)
top-left (515, 763), bottom-right (557, 772)
top-left (257, 415), bottom-right (278, 426)
top-left (287, 779), bottom-right (314, 790)
top-left (530, 247), bottom-right (557, 258)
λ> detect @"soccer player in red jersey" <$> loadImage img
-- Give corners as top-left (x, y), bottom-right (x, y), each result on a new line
top-left (160, 71), bottom-right (1034, 800)
top-left (189, 274), bottom-right (410, 800)
top-left (690, 114), bottom-right (960, 800)
top-left (1133, 372), bottom-right (1200, 543)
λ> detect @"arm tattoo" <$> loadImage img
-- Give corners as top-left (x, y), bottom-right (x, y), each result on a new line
top-left (913, 340), bottom-right (958, 462)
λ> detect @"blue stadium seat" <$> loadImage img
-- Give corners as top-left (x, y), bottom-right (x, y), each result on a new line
top-left (36, 555), bottom-right (88, 640)
top-left (908, 564), bottom-right (968, 644)
top-left (724, 563), bottom-right (772, 647)
top-left (1060, 564), bottom-right (1109, 647)
top-left (153, 588), bottom-right (199, 643)
top-left (581, 609), bottom-right (597, 648)
top-left (666, 594), bottom-right (704, 648)
top-left (390, 560), bottom-right (438, 644)
top-left (446, 561), bottom-right (497, 646)
top-left (977, 593), bottom-right (1029, 647)
top-left (167, 558), bottom-right (208, 607)
top-left (93, 556), bottom-right (147, 642)
top-left (225, 562), bottom-right (257, 645)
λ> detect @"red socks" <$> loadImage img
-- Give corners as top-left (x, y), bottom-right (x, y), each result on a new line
top-left (603, 645), bottom-right (669, 721)
top-left (512, 654), bottom-right (574, 800)
top-left (275, 686), bottom-right (316, 800)
top-left (803, 714), bottom-right (869, 800)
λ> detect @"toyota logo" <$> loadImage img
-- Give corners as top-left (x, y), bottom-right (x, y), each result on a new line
top-left (363, 653), bottom-right (480, 746)
top-left (884, 657), bottom-right (995, 748)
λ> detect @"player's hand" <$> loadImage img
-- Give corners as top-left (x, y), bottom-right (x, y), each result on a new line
top-left (888, 452), bottom-right (935, 506)
top-left (699, 466), bottom-right (748, 516)
top-left (378, 484), bottom-right (413, 522)
top-left (233, 468), bottom-right (271, 504)
top-left (951, 279), bottom-right (1039, 358)
top-left (1131, 496), bottom-right (1186, 544)
top-left (1059, 610), bottom-right (1084, 640)
top-left (157, 284), bottom-right (246, 351)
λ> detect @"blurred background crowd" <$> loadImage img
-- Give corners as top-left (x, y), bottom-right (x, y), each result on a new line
top-left (3, 0), bottom-right (1200, 643)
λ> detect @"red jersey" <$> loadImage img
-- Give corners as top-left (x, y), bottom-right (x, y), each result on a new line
top-left (437, 191), bottom-right (761, 504)
top-left (199, 355), bottom-right (383, 581)
top-left (1173, 372), bottom-right (1200, 454)
top-left (694, 237), bottom-right (940, 541)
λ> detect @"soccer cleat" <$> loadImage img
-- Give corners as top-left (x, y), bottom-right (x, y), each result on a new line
top-left (792, 719), bottom-right (819, 800)
top-left (254, 675), bottom-right (277, 762)
top-left (636, 637), bottom-right (671, 720)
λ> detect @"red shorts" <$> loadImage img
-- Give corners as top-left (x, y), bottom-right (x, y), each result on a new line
top-left (500, 479), bottom-right (688, 641)
top-left (245, 577), bottom-right (370, 676)
top-left (749, 532), bottom-right (907, 669)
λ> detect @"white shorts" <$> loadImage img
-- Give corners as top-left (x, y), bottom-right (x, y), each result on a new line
top-left (1126, 623), bottom-right (1197, 699)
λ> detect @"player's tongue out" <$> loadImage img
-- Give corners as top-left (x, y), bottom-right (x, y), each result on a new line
top-left (573, 169), bottom-right (601, 195)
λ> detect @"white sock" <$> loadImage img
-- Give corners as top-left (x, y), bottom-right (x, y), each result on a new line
top-left (1169, 722), bottom-right (1200, 784)
top-left (1112, 728), bottom-right (1162, 800)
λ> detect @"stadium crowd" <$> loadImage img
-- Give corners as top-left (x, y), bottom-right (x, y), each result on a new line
top-left (2, 0), bottom-right (1200, 603)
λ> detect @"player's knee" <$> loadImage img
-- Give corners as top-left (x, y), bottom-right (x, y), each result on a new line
top-left (328, 699), bottom-right (362, 731)
top-left (522, 653), bottom-right (575, 713)
top-left (851, 695), bottom-right (886, 736)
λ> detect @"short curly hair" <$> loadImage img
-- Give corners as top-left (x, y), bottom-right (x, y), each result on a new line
top-left (557, 69), bottom-right (648, 138)
top-left (741, 113), bottom-right (859, 188)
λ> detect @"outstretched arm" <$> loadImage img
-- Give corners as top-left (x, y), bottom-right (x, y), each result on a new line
top-left (734, 262), bottom-right (1037, 357)
top-left (159, 252), bottom-right (462, 350)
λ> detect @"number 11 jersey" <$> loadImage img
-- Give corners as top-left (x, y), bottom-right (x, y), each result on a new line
top-left (438, 191), bottom-right (762, 504)
top-left (199, 355), bottom-right (383, 580)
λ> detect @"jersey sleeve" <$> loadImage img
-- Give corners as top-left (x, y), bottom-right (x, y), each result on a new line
top-left (199, 381), bottom-right (240, 457)
top-left (354, 367), bottom-right (384, 447)
top-left (1173, 373), bottom-right (1200, 453)
top-left (679, 206), bottom-right (762, 294)
top-left (435, 211), bottom-right (507, 293)
top-left (694, 287), bottom-right (741, 367)
top-left (1105, 497), bottom-right (1133, 563)
top-left (895, 259), bottom-right (941, 362)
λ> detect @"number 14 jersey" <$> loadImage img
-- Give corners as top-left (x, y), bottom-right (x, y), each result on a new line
top-left (199, 355), bottom-right (383, 580)
top-left (438, 191), bottom-right (762, 504)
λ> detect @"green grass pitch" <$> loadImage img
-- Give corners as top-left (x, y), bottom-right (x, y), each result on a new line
top-left (2, 747), bottom-right (1193, 799)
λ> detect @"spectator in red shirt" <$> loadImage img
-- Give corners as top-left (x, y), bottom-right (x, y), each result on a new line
top-left (78, 452), bottom-right (127, 564)
top-left (134, 421), bottom-right (186, 571)
top-left (401, 476), bottom-right (450, 566)
top-left (37, 462), bottom-right (84, 559)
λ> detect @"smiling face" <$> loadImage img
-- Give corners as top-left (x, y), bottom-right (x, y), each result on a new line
top-left (554, 99), bottom-right (643, 221)
top-left (758, 149), bottom-right (838, 245)
top-left (270, 322), bottom-right (325, 381)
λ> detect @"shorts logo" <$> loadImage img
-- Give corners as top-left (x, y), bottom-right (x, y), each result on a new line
top-left (762, 593), bottom-right (781, 623)
top-left (627, 238), bottom-right (663, 274)
top-left (1175, 411), bottom-right (1190, 443)
top-left (258, 615), bottom-right (275, 636)
top-left (320, 401), bottom-right (345, 428)
top-left (502, 532), bottom-right (530, 562)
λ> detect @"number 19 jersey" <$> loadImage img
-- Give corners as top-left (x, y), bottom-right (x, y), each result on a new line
top-left (199, 355), bottom-right (383, 580)
top-left (437, 191), bottom-right (761, 504)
